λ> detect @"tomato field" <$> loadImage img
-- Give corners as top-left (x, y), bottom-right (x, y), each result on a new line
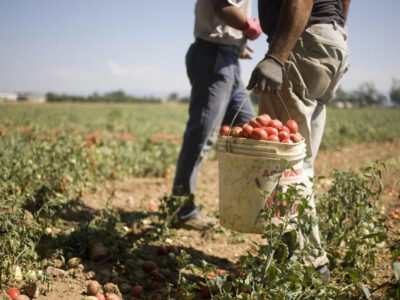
top-left (1, 103), bottom-right (400, 299)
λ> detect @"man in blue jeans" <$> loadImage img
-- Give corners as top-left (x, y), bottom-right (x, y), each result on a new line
top-left (172, 0), bottom-right (262, 229)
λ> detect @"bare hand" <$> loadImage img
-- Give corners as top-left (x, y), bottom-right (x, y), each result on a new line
top-left (239, 45), bottom-right (254, 59)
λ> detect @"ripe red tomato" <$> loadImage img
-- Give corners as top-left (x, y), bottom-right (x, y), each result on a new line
top-left (290, 133), bottom-right (303, 143)
top-left (278, 131), bottom-right (290, 141)
top-left (7, 288), bottom-right (21, 300)
top-left (216, 269), bottom-right (228, 276)
top-left (157, 244), bottom-right (168, 255)
top-left (281, 138), bottom-right (293, 144)
top-left (268, 119), bottom-right (282, 129)
top-left (167, 245), bottom-right (180, 255)
top-left (251, 128), bottom-right (268, 140)
top-left (201, 286), bottom-right (212, 299)
top-left (256, 114), bottom-right (271, 127)
top-left (219, 125), bottom-right (230, 136)
top-left (141, 260), bottom-right (158, 272)
top-left (231, 126), bottom-right (243, 137)
top-left (279, 125), bottom-right (290, 133)
top-left (286, 120), bottom-right (298, 134)
top-left (106, 294), bottom-right (120, 300)
top-left (265, 127), bottom-right (278, 136)
top-left (249, 117), bottom-right (261, 128)
top-left (206, 271), bottom-right (216, 280)
top-left (96, 294), bottom-right (106, 300)
top-left (242, 124), bottom-right (253, 138)
top-left (131, 285), bottom-right (143, 296)
top-left (267, 135), bottom-right (279, 142)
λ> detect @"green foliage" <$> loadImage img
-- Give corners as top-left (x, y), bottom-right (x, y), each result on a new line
top-left (46, 90), bottom-right (162, 103)
top-left (0, 103), bottom-right (399, 298)
top-left (322, 107), bottom-right (400, 149)
top-left (390, 78), bottom-right (400, 105)
top-left (332, 83), bottom-right (388, 107)
top-left (317, 162), bottom-right (389, 296)
top-left (173, 162), bottom-right (397, 299)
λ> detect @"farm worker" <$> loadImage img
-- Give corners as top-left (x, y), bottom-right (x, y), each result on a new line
top-left (172, 0), bottom-right (262, 229)
top-left (247, 0), bottom-right (351, 282)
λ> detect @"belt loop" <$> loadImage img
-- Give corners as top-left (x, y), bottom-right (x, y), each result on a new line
top-left (332, 21), bottom-right (337, 31)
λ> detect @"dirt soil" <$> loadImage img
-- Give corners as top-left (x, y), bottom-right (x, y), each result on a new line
top-left (2, 141), bottom-right (399, 300)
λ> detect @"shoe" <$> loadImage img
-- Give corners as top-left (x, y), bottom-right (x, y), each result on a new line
top-left (176, 210), bottom-right (214, 231)
top-left (316, 265), bottom-right (330, 283)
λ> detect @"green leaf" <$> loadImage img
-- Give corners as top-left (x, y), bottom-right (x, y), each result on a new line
top-left (392, 249), bottom-right (400, 259)
top-left (222, 280), bottom-right (232, 293)
top-left (348, 270), bottom-right (360, 282)
top-left (297, 204), bottom-right (304, 217)
top-left (216, 275), bottom-right (225, 290)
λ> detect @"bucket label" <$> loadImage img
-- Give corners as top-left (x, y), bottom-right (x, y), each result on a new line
top-left (262, 168), bottom-right (303, 183)
top-left (264, 184), bottom-right (299, 218)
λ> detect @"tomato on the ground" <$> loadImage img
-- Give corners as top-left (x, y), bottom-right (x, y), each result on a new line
top-left (7, 288), bottom-right (21, 300)
top-left (131, 285), bottom-right (143, 296)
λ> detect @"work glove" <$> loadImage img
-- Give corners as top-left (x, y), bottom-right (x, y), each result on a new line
top-left (246, 55), bottom-right (284, 94)
top-left (241, 18), bottom-right (262, 40)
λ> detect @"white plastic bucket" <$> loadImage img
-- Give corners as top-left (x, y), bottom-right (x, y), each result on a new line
top-left (217, 136), bottom-right (307, 234)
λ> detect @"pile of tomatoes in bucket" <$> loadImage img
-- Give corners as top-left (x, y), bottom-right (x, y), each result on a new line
top-left (220, 114), bottom-right (303, 143)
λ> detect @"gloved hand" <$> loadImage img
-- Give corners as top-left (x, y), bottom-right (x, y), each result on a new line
top-left (246, 55), bottom-right (284, 94)
top-left (241, 18), bottom-right (262, 40)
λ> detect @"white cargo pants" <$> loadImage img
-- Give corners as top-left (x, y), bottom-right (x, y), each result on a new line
top-left (259, 22), bottom-right (349, 268)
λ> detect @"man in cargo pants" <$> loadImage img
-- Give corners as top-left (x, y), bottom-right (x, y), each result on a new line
top-left (247, 0), bottom-right (351, 282)
top-left (172, 0), bottom-right (262, 229)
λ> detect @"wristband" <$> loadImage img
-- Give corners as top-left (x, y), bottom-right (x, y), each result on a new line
top-left (265, 55), bottom-right (285, 68)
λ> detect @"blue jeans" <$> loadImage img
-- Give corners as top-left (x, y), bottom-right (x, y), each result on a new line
top-left (173, 38), bottom-right (255, 219)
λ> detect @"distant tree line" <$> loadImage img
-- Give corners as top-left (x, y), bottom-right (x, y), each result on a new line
top-left (332, 79), bottom-right (400, 107)
top-left (47, 80), bottom-right (400, 107)
top-left (46, 90), bottom-right (163, 103)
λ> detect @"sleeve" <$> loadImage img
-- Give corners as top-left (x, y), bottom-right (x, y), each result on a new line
top-left (226, 0), bottom-right (240, 8)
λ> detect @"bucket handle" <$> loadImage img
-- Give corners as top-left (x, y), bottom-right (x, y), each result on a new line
top-left (226, 96), bottom-right (249, 152)
top-left (225, 92), bottom-right (291, 152)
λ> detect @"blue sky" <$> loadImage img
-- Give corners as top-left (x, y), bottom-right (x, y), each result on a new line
top-left (0, 0), bottom-right (399, 97)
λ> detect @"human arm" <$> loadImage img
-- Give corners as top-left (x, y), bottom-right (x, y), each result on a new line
top-left (341, 0), bottom-right (351, 23)
top-left (211, 0), bottom-right (247, 30)
top-left (211, 0), bottom-right (262, 40)
top-left (239, 45), bottom-right (254, 59)
top-left (247, 0), bottom-right (314, 93)
top-left (267, 0), bottom-right (314, 64)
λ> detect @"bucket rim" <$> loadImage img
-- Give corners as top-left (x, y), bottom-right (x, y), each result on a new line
top-left (217, 149), bottom-right (306, 162)
top-left (218, 135), bottom-right (305, 146)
